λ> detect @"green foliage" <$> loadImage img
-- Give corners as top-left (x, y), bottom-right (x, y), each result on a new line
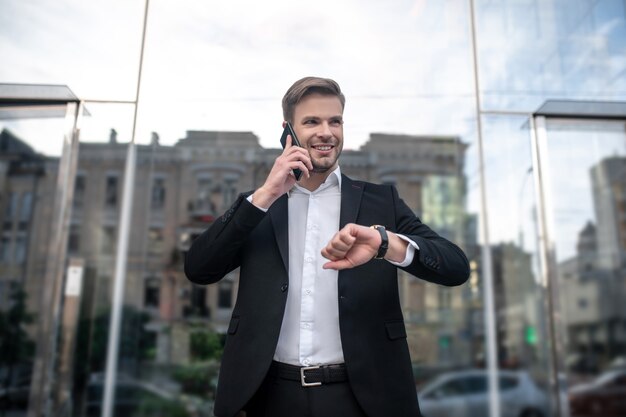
top-left (135, 395), bottom-right (191, 417)
top-left (172, 362), bottom-right (219, 397)
top-left (0, 285), bottom-right (35, 368)
top-left (74, 305), bottom-right (155, 374)
top-left (190, 329), bottom-right (223, 361)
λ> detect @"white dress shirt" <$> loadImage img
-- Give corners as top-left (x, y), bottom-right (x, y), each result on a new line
top-left (248, 167), bottom-right (418, 366)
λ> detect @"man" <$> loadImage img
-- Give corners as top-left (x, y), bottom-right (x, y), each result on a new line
top-left (185, 76), bottom-right (470, 417)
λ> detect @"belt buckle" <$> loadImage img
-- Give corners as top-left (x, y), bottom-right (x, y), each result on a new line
top-left (300, 365), bottom-right (322, 387)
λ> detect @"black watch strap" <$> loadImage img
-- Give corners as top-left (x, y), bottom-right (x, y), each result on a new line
top-left (371, 225), bottom-right (389, 259)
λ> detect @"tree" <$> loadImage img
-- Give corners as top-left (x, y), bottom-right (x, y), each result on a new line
top-left (0, 285), bottom-right (35, 410)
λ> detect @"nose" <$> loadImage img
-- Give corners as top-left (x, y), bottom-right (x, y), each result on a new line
top-left (316, 122), bottom-right (332, 139)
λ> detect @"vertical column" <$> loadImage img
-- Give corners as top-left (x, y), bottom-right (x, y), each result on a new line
top-left (27, 101), bottom-right (83, 417)
top-left (530, 115), bottom-right (567, 417)
top-left (54, 258), bottom-right (85, 415)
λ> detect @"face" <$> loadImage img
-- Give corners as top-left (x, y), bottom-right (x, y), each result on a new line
top-left (291, 93), bottom-right (344, 174)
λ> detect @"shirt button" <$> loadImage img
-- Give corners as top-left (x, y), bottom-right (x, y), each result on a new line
top-left (305, 257), bottom-right (314, 263)
top-left (303, 359), bottom-right (310, 365)
top-left (305, 289), bottom-right (311, 295)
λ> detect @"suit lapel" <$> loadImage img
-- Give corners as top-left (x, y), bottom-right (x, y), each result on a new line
top-left (338, 175), bottom-right (363, 283)
top-left (269, 194), bottom-right (289, 272)
top-left (340, 174), bottom-right (363, 228)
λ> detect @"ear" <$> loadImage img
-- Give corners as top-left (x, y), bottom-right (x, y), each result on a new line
top-left (282, 121), bottom-right (287, 128)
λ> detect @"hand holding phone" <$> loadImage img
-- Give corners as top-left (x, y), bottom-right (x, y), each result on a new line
top-left (279, 122), bottom-right (303, 181)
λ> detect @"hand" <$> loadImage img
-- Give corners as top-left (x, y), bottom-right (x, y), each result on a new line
top-left (321, 223), bottom-right (380, 270)
top-left (252, 135), bottom-right (313, 208)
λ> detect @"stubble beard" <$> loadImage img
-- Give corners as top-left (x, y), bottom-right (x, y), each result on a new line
top-left (310, 152), bottom-right (341, 173)
top-left (309, 141), bottom-right (342, 173)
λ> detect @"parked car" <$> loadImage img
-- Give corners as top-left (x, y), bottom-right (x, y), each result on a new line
top-left (568, 369), bottom-right (626, 416)
top-left (418, 369), bottom-right (549, 417)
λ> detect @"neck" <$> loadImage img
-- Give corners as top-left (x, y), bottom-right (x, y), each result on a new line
top-left (299, 169), bottom-right (334, 191)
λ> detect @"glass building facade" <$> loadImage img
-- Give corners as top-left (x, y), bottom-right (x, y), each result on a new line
top-left (1, 1), bottom-right (625, 416)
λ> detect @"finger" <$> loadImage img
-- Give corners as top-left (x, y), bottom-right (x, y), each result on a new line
top-left (322, 259), bottom-right (355, 271)
top-left (285, 145), bottom-right (313, 171)
top-left (321, 247), bottom-right (339, 261)
top-left (325, 232), bottom-right (355, 252)
top-left (321, 246), bottom-right (346, 261)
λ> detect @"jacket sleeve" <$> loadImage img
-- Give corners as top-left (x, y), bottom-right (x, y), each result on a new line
top-left (391, 185), bottom-right (470, 286)
top-left (184, 192), bottom-right (266, 285)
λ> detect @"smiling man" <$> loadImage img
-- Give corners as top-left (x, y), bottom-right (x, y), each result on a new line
top-left (184, 76), bottom-right (470, 417)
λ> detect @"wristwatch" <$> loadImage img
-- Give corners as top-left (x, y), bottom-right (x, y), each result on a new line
top-left (370, 225), bottom-right (389, 259)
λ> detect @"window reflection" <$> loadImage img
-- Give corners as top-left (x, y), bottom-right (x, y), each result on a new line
top-left (105, 175), bottom-right (118, 209)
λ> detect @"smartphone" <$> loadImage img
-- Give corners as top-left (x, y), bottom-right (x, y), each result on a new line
top-left (279, 122), bottom-right (303, 181)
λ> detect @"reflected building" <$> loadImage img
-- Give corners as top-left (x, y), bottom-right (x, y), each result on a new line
top-left (560, 156), bottom-right (626, 370)
top-left (2, 128), bottom-right (475, 371)
top-left (0, 129), bottom-right (57, 331)
top-left (491, 243), bottom-right (540, 368)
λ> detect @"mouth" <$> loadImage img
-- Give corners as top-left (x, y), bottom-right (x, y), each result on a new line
top-left (311, 144), bottom-right (334, 152)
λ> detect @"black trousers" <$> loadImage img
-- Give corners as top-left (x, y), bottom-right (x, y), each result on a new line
top-left (243, 369), bottom-right (369, 417)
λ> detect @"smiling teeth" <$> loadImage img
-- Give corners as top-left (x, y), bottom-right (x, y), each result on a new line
top-left (316, 146), bottom-right (332, 151)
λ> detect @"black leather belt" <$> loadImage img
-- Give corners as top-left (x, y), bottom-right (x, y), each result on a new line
top-left (269, 361), bottom-right (348, 387)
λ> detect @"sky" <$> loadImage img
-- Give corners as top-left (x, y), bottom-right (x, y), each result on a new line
top-left (0, 0), bottom-right (477, 155)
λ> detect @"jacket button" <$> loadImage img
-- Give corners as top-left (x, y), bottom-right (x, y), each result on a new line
top-left (281, 284), bottom-right (288, 292)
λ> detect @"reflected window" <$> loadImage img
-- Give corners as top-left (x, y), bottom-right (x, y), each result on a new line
top-left (438, 288), bottom-right (452, 310)
top-left (105, 175), bottom-right (118, 209)
top-left (151, 177), bottom-right (166, 210)
top-left (144, 277), bottom-right (160, 308)
top-left (101, 226), bottom-right (116, 254)
top-left (19, 192), bottom-right (32, 222)
top-left (74, 175), bottom-right (86, 209)
top-left (463, 376), bottom-right (487, 394)
top-left (0, 236), bottom-right (11, 263)
top-left (14, 236), bottom-right (26, 264)
top-left (3, 192), bottom-right (17, 230)
top-left (500, 376), bottom-right (519, 390)
top-left (5, 192), bottom-right (18, 218)
top-left (431, 379), bottom-right (466, 397)
top-left (18, 193), bottom-right (32, 231)
top-left (223, 178), bottom-right (237, 207)
top-left (68, 225), bottom-right (80, 254)
top-left (186, 285), bottom-right (209, 318)
top-left (218, 281), bottom-right (233, 309)
top-left (148, 228), bottom-right (164, 254)
top-left (196, 177), bottom-right (217, 214)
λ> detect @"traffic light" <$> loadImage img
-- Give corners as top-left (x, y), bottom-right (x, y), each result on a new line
top-left (525, 326), bottom-right (537, 345)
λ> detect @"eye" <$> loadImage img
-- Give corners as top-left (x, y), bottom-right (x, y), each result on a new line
top-left (330, 118), bottom-right (343, 126)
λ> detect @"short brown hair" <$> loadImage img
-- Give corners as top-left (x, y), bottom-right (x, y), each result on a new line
top-left (282, 76), bottom-right (345, 123)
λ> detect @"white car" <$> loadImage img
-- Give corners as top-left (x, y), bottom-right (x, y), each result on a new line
top-left (418, 369), bottom-right (549, 417)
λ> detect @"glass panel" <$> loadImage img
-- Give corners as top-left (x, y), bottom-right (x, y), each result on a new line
top-left (0, 113), bottom-right (71, 416)
top-left (475, 0), bottom-right (626, 111)
top-left (0, 2), bottom-right (143, 101)
top-left (543, 118), bottom-right (626, 417)
top-left (482, 115), bottom-right (553, 414)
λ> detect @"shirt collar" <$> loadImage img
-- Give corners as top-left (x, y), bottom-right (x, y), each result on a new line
top-left (290, 166), bottom-right (342, 196)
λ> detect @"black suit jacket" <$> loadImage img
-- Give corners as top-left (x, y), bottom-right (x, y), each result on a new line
top-left (185, 175), bottom-right (470, 417)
